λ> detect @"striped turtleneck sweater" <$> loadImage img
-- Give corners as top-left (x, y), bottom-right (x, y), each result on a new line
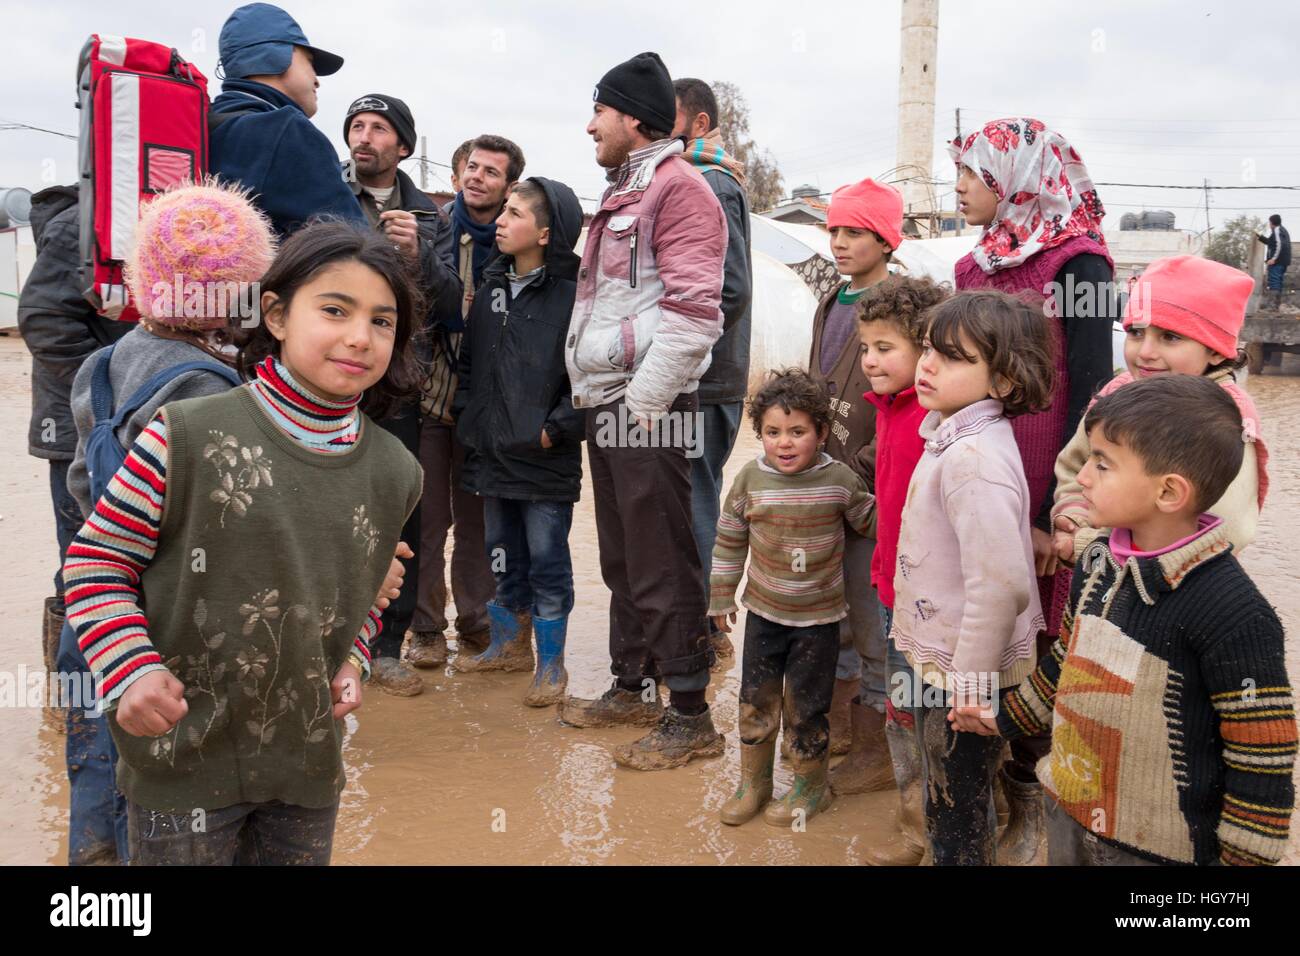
top-left (63, 358), bottom-right (378, 704)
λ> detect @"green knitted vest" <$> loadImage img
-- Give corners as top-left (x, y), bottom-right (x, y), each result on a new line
top-left (112, 387), bottom-right (421, 812)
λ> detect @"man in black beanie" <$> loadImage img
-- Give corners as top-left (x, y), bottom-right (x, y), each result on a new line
top-left (343, 93), bottom-right (469, 695)
top-left (561, 52), bottom-right (730, 772)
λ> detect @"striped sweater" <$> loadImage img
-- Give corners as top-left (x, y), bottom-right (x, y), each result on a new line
top-left (710, 453), bottom-right (875, 627)
top-left (997, 521), bottom-right (1297, 866)
top-left (63, 357), bottom-right (380, 705)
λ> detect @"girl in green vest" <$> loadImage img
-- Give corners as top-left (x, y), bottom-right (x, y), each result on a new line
top-left (64, 221), bottom-right (424, 865)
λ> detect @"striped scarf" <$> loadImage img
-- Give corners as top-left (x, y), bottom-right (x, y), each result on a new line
top-left (684, 129), bottom-right (747, 185)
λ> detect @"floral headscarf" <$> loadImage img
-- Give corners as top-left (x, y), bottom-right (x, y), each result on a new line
top-left (949, 118), bottom-right (1107, 274)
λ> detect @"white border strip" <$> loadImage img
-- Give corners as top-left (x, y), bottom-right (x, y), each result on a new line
top-left (108, 72), bottom-right (140, 261)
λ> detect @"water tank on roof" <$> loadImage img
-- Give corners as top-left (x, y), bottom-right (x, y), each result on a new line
top-left (1139, 210), bottom-right (1175, 231)
top-left (0, 187), bottom-right (32, 228)
top-left (791, 184), bottom-right (821, 201)
top-left (1119, 212), bottom-right (1138, 231)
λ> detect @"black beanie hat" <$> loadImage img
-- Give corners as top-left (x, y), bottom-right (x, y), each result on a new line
top-left (594, 52), bottom-right (675, 134)
top-left (343, 93), bottom-right (416, 154)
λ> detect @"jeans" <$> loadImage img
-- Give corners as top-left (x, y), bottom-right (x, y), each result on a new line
top-left (374, 403), bottom-right (422, 658)
top-left (50, 459), bottom-right (83, 600)
top-left (914, 683), bottom-right (1005, 865)
top-left (689, 401), bottom-right (743, 584)
top-left (738, 613), bottom-right (839, 772)
top-left (128, 798), bottom-right (339, 865)
top-left (1045, 796), bottom-right (1160, 866)
top-left (482, 497), bottom-right (575, 619)
top-left (880, 602), bottom-right (916, 725)
top-left (1267, 262), bottom-right (1286, 291)
top-left (835, 534), bottom-right (887, 712)
top-left (57, 620), bottom-right (129, 865)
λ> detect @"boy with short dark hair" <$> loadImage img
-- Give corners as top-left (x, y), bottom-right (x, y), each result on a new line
top-left (451, 177), bottom-right (585, 708)
top-left (953, 374), bottom-right (1296, 865)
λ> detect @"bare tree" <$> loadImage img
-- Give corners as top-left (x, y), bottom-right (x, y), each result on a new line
top-left (712, 81), bottom-right (784, 213)
top-left (1204, 214), bottom-right (1265, 271)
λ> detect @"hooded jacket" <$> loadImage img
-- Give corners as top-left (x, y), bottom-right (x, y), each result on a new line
top-left (210, 79), bottom-right (365, 236)
top-left (695, 167), bottom-right (752, 405)
top-left (452, 178), bottom-right (585, 502)
top-left (17, 186), bottom-right (129, 460)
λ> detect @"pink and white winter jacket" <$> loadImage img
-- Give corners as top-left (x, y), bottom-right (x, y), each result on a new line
top-left (565, 139), bottom-right (728, 421)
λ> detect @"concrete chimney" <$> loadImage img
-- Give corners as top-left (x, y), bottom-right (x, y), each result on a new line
top-left (896, 0), bottom-right (939, 223)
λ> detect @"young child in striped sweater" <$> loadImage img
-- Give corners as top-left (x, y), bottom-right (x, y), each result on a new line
top-left (954, 374), bottom-right (1295, 865)
top-left (710, 369), bottom-right (874, 828)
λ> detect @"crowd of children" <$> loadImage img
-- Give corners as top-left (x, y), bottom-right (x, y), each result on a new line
top-left (44, 110), bottom-right (1297, 867)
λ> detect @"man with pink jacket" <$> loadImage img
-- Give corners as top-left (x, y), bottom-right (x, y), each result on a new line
top-left (561, 52), bottom-right (729, 771)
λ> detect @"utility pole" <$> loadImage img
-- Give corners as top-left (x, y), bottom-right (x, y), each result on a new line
top-left (955, 107), bottom-right (965, 236)
top-left (955, 107), bottom-right (961, 144)
top-left (420, 136), bottom-right (428, 190)
top-left (1203, 177), bottom-right (1211, 241)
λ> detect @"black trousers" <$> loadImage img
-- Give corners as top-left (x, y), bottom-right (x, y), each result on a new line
top-left (738, 613), bottom-right (839, 772)
top-left (373, 403), bottom-right (422, 659)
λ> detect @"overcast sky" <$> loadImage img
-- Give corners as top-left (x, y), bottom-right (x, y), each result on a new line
top-left (3, 0), bottom-right (1298, 231)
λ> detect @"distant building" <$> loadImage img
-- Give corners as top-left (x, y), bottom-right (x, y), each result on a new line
top-left (1103, 210), bottom-right (1204, 280)
top-left (761, 184), bottom-right (829, 225)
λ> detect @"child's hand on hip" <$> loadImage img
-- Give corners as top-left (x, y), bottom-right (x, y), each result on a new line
top-left (375, 542), bottom-right (414, 610)
top-left (117, 670), bottom-right (188, 737)
top-left (712, 612), bottom-right (736, 634)
top-left (332, 662), bottom-right (363, 720)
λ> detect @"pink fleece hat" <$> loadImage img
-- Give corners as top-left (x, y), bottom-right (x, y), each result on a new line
top-left (1122, 255), bottom-right (1253, 359)
top-left (826, 178), bottom-right (904, 250)
top-left (126, 180), bottom-right (275, 330)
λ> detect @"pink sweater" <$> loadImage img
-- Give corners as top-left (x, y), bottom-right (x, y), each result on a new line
top-left (891, 399), bottom-right (1044, 696)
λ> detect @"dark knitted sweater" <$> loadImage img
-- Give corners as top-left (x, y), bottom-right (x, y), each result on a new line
top-left (998, 523), bottom-right (1296, 865)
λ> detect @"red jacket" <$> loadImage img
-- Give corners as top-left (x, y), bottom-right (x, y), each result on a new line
top-left (866, 387), bottom-right (927, 608)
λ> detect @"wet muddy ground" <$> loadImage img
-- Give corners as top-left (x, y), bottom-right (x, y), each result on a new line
top-left (0, 335), bottom-right (1294, 865)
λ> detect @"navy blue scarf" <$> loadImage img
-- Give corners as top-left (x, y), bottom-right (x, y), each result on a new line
top-left (450, 192), bottom-right (499, 287)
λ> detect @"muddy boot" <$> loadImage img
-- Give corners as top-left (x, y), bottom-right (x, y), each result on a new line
top-left (829, 700), bottom-right (896, 794)
top-left (995, 773), bottom-right (1010, 837)
top-left (456, 603), bottom-right (534, 673)
top-left (719, 737), bottom-right (776, 826)
top-left (370, 656), bottom-right (425, 697)
top-left (612, 705), bottom-right (725, 771)
top-left (43, 597), bottom-right (63, 676)
top-left (455, 625), bottom-right (490, 656)
top-left (997, 765), bottom-right (1045, 865)
top-left (559, 682), bottom-right (663, 728)
top-left (764, 757), bottom-right (835, 827)
top-left (828, 677), bottom-right (857, 756)
top-left (864, 709), bottom-right (926, 865)
top-left (407, 631), bottom-right (447, 668)
top-left (523, 616), bottom-right (568, 708)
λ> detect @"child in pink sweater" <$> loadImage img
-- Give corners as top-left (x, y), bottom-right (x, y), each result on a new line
top-left (890, 290), bottom-right (1059, 865)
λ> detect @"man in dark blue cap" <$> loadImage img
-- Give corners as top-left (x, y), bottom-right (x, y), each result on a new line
top-left (210, 3), bottom-right (364, 235)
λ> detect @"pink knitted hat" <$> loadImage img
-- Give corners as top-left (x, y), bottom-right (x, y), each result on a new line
top-left (826, 178), bottom-right (905, 250)
top-left (126, 180), bottom-right (275, 330)
top-left (1122, 255), bottom-right (1253, 359)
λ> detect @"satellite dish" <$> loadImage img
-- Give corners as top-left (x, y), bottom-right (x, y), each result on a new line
top-left (0, 187), bottom-right (33, 227)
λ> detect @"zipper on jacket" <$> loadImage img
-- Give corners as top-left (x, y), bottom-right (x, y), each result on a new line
top-left (629, 233), bottom-right (638, 289)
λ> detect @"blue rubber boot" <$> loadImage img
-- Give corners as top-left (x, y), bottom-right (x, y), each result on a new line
top-left (523, 616), bottom-right (569, 707)
top-left (456, 602), bottom-right (534, 673)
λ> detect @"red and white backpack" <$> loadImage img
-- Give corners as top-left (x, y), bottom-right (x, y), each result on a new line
top-left (76, 34), bottom-right (211, 322)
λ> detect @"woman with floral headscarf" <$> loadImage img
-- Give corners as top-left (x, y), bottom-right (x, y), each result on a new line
top-left (950, 117), bottom-right (1117, 865)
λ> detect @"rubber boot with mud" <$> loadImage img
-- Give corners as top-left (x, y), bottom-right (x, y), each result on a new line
top-left (827, 676), bottom-right (857, 756)
top-left (370, 656), bottom-right (425, 696)
top-left (719, 737), bottom-right (776, 826)
top-left (828, 699), bottom-right (895, 794)
top-left (43, 596), bottom-right (63, 675)
top-left (997, 764), bottom-right (1045, 865)
top-left (407, 631), bottom-right (447, 668)
top-left (456, 602), bottom-right (534, 673)
top-left (864, 710), bottom-right (926, 865)
top-left (559, 682), bottom-right (663, 728)
top-left (612, 705), bottom-right (725, 771)
top-left (523, 615), bottom-right (568, 707)
top-left (764, 757), bottom-right (835, 827)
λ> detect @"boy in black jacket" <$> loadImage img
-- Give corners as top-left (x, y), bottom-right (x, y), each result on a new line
top-left (451, 178), bottom-right (585, 707)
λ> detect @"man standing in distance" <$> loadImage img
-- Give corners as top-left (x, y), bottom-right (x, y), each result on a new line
top-left (343, 93), bottom-right (463, 692)
top-left (562, 52), bottom-right (729, 771)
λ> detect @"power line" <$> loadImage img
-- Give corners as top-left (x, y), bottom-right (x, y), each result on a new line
top-left (0, 121), bottom-right (77, 140)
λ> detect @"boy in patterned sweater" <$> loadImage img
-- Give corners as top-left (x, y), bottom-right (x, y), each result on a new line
top-left (710, 369), bottom-right (874, 828)
top-left (952, 374), bottom-right (1296, 865)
